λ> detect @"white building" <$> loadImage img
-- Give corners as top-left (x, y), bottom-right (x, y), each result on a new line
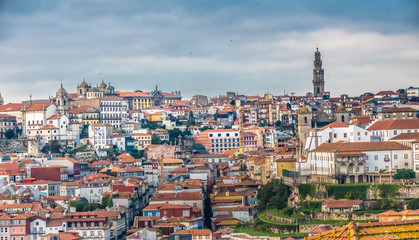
top-left (367, 119), bottom-right (419, 141)
top-left (194, 129), bottom-right (240, 154)
top-left (89, 123), bottom-right (114, 156)
top-left (112, 134), bottom-right (126, 152)
top-left (389, 132), bottom-right (419, 173)
top-left (304, 121), bottom-right (372, 151)
top-left (96, 97), bottom-right (128, 129)
top-left (121, 122), bottom-right (141, 134)
top-left (300, 141), bottom-right (412, 184)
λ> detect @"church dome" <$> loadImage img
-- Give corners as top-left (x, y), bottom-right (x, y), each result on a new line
top-left (299, 106), bottom-right (311, 114)
top-left (79, 79), bottom-right (89, 88)
top-left (56, 84), bottom-right (67, 96)
top-left (336, 105), bottom-right (347, 113)
top-left (98, 80), bottom-right (107, 88)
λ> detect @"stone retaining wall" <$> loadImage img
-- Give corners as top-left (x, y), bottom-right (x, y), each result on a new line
top-left (0, 139), bottom-right (27, 153)
top-left (265, 213), bottom-right (307, 224)
top-left (313, 212), bottom-right (378, 221)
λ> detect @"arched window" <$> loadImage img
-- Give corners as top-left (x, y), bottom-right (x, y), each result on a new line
top-left (304, 117), bottom-right (307, 124)
top-left (341, 115), bottom-right (345, 122)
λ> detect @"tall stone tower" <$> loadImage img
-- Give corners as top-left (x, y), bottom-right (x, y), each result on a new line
top-left (77, 79), bottom-right (91, 99)
top-left (335, 104), bottom-right (350, 124)
top-left (313, 47), bottom-right (325, 95)
top-left (298, 106), bottom-right (312, 150)
top-left (56, 84), bottom-right (68, 115)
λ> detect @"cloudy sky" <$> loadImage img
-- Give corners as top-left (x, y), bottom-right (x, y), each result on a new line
top-left (0, 0), bottom-right (418, 102)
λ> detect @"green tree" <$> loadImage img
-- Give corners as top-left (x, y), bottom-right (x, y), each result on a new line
top-left (4, 129), bottom-right (15, 139)
top-left (394, 169), bottom-right (416, 181)
top-left (130, 149), bottom-right (144, 159)
top-left (82, 203), bottom-right (102, 211)
top-left (41, 140), bottom-right (62, 154)
top-left (183, 129), bottom-right (192, 136)
top-left (379, 198), bottom-right (400, 210)
top-left (283, 206), bottom-right (293, 216)
top-left (275, 120), bottom-right (282, 127)
top-left (168, 128), bottom-right (183, 143)
top-left (378, 184), bottom-right (399, 199)
top-left (70, 201), bottom-right (88, 212)
top-left (408, 198), bottom-right (419, 209)
top-left (151, 134), bottom-right (162, 144)
top-left (257, 179), bottom-right (290, 211)
top-left (101, 195), bottom-right (113, 208)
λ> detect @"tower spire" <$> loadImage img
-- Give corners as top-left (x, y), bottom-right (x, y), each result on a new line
top-left (312, 47), bottom-right (325, 96)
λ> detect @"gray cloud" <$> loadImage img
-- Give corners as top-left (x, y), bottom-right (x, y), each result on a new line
top-left (0, 0), bottom-right (418, 102)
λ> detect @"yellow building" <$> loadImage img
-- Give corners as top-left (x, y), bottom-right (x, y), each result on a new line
top-left (378, 210), bottom-right (419, 222)
top-left (210, 191), bottom-right (243, 202)
top-left (275, 158), bottom-right (296, 178)
top-left (145, 112), bottom-right (166, 122)
top-left (69, 106), bottom-right (100, 126)
top-left (118, 87), bottom-right (182, 110)
top-left (131, 133), bottom-right (151, 150)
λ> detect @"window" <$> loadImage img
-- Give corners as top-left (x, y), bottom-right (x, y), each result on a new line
top-left (374, 155), bottom-right (378, 160)
top-left (344, 133), bottom-right (347, 138)
top-left (209, 134), bottom-right (213, 137)
top-left (405, 163), bottom-right (409, 168)
top-left (405, 154), bottom-right (409, 159)
top-left (333, 133), bottom-right (337, 138)
top-left (415, 154), bottom-right (419, 160)
top-left (394, 130), bottom-right (397, 135)
top-left (394, 154), bottom-right (398, 159)
top-left (183, 210), bottom-right (190, 217)
top-left (375, 166), bottom-right (378, 171)
top-left (366, 167), bottom-right (369, 171)
top-left (385, 166), bottom-right (389, 170)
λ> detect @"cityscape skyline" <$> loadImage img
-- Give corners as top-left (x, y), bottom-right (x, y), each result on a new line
top-left (0, 0), bottom-right (418, 102)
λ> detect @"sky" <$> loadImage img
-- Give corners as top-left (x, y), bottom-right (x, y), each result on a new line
top-left (0, 0), bottom-right (418, 103)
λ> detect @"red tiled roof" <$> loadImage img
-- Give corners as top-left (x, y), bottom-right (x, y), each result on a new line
top-left (322, 200), bottom-right (363, 208)
top-left (368, 119), bottom-right (419, 131)
top-left (321, 121), bottom-right (348, 130)
top-left (0, 103), bottom-right (24, 112)
top-left (390, 132), bottom-right (419, 140)
top-left (311, 142), bottom-right (411, 153)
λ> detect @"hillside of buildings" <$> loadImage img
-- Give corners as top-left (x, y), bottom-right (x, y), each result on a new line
top-left (0, 50), bottom-right (418, 239)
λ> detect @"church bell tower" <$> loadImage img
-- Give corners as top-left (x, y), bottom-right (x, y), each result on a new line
top-left (313, 47), bottom-right (325, 95)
